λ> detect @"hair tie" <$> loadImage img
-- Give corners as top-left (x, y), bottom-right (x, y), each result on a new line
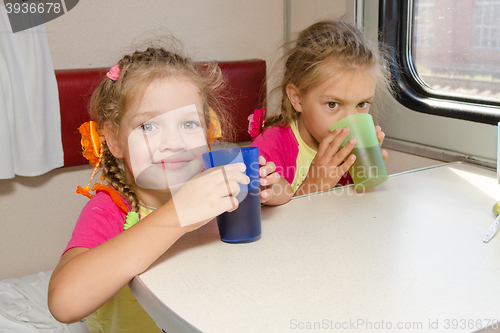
top-left (106, 64), bottom-right (120, 81)
top-left (207, 107), bottom-right (222, 144)
top-left (75, 121), bottom-right (133, 213)
top-left (76, 121), bottom-right (103, 199)
top-left (248, 107), bottom-right (266, 142)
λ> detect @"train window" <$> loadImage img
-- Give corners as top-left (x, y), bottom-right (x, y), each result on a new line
top-left (379, 0), bottom-right (500, 125)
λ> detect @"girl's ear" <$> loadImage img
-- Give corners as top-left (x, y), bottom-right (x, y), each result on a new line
top-left (103, 123), bottom-right (125, 159)
top-left (285, 83), bottom-right (303, 112)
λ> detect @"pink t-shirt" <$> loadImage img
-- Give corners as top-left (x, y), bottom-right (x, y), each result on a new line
top-left (250, 125), bottom-right (299, 185)
top-left (250, 125), bottom-right (352, 189)
top-left (62, 191), bottom-right (162, 332)
top-left (63, 191), bottom-right (131, 254)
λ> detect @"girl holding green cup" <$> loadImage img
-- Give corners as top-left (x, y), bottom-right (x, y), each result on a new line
top-left (249, 19), bottom-right (393, 202)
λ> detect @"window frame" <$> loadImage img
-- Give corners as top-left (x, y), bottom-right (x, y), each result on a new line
top-left (378, 0), bottom-right (500, 125)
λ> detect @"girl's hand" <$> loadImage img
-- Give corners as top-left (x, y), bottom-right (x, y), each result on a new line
top-left (48, 165), bottom-right (250, 325)
top-left (296, 127), bottom-right (356, 195)
top-left (375, 125), bottom-right (389, 162)
top-left (257, 156), bottom-right (282, 204)
top-left (172, 163), bottom-right (250, 228)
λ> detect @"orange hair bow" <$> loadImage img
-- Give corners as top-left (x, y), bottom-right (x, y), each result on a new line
top-left (76, 121), bottom-right (104, 199)
top-left (207, 108), bottom-right (222, 144)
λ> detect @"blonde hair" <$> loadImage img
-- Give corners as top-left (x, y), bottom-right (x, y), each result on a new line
top-left (89, 44), bottom-right (227, 212)
top-left (266, 19), bottom-right (393, 128)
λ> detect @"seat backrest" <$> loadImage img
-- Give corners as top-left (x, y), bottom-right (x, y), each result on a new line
top-left (56, 59), bottom-right (266, 167)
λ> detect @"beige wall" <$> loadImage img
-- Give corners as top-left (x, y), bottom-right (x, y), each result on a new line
top-left (45, 0), bottom-right (284, 69)
top-left (0, 165), bottom-right (93, 279)
top-left (291, 0), bottom-right (348, 37)
top-left (44, 0), bottom-right (350, 70)
top-left (1, 0), bottom-right (350, 279)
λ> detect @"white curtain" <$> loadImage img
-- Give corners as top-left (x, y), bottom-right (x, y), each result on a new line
top-left (0, 5), bottom-right (63, 179)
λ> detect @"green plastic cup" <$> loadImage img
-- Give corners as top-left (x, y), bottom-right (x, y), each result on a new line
top-left (331, 113), bottom-right (388, 190)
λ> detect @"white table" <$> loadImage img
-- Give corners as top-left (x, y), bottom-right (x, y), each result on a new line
top-left (130, 162), bottom-right (500, 333)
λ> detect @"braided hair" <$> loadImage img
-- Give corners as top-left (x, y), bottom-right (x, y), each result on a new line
top-left (89, 45), bottom-right (227, 212)
top-left (265, 19), bottom-right (393, 128)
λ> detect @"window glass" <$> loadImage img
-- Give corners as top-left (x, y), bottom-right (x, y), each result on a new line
top-left (413, 0), bottom-right (500, 102)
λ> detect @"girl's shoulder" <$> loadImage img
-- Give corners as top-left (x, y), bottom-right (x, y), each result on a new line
top-left (91, 185), bottom-right (131, 214)
top-left (250, 124), bottom-right (299, 162)
top-left (79, 189), bottom-right (130, 227)
top-left (250, 124), bottom-right (299, 183)
top-left (63, 189), bottom-right (130, 254)
top-left (252, 124), bottom-right (295, 143)
top-left (87, 190), bottom-right (129, 210)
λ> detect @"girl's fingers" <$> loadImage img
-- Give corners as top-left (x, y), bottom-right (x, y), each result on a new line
top-left (260, 171), bottom-right (280, 186)
top-left (222, 180), bottom-right (241, 211)
top-left (261, 188), bottom-right (272, 200)
top-left (328, 137), bottom-right (356, 167)
top-left (317, 127), bottom-right (342, 157)
top-left (204, 163), bottom-right (246, 177)
top-left (377, 128), bottom-right (385, 146)
top-left (338, 154), bottom-right (356, 176)
top-left (324, 127), bottom-right (352, 159)
top-left (216, 194), bottom-right (239, 213)
top-left (202, 167), bottom-right (248, 196)
top-left (382, 149), bottom-right (389, 161)
top-left (222, 169), bottom-right (250, 185)
top-left (226, 200), bottom-right (240, 212)
top-left (259, 161), bottom-right (276, 178)
top-left (206, 164), bottom-right (248, 181)
top-left (223, 163), bottom-right (246, 173)
top-left (214, 178), bottom-right (242, 200)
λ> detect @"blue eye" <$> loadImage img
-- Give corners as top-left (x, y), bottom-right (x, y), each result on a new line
top-left (139, 122), bottom-right (157, 132)
top-left (182, 121), bottom-right (199, 129)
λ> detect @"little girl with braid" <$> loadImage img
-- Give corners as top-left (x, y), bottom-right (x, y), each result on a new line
top-left (249, 20), bottom-right (392, 202)
top-left (48, 43), bottom-right (282, 332)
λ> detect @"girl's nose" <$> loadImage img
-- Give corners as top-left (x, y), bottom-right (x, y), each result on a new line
top-left (343, 108), bottom-right (356, 118)
top-left (159, 129), bottom-right (187, 152)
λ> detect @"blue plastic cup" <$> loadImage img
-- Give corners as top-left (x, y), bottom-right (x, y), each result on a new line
top-left (202, 147), bottom-right (261, 243)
